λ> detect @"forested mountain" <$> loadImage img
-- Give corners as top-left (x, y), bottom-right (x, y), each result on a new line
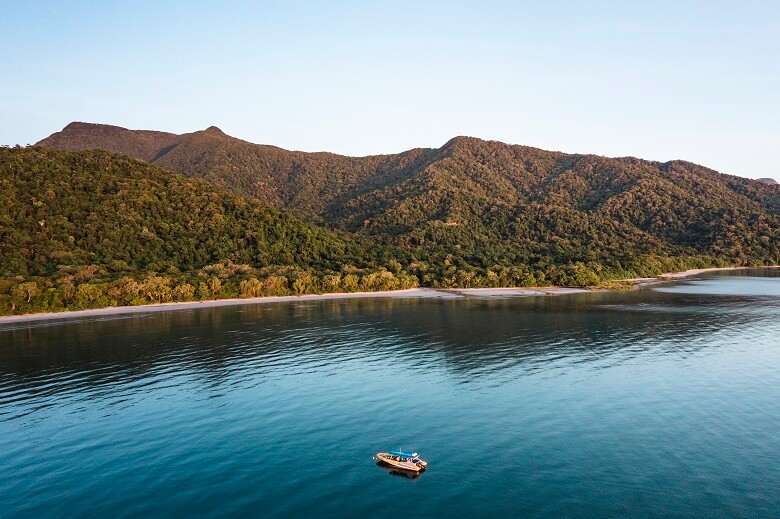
top-left (36, 123), bottom-right (780, 289)
top-left (345, 137), bottom-right (780, 277)
top-left (0, 147), bottom-right (417, 314)
top-left (0, 122), bottom-right (772, 316)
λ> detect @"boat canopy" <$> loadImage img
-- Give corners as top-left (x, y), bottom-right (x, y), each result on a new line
top-left (389, 450), bottom-right (418, 458)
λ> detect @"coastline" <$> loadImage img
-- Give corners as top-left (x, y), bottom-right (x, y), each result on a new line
top-left (626, 266), bottom-right (756, 285)
top-left (1, 266), bottom-right (777, 325)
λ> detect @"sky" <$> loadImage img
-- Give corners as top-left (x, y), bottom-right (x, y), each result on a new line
top-left (2, 1), bottom-right (778, 181)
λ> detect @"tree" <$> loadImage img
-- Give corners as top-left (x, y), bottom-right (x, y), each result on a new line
top-left (239, 277), bottom-right (263, 298)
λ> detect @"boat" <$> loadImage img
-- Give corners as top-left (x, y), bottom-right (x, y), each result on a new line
top-left (375, 450), bottom-right (428, 472)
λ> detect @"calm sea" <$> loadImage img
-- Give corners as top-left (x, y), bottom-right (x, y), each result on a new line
top-left (1, 270), bottom-right (778, 518)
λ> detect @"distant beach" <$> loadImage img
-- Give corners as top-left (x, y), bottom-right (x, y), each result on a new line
top-left (624, 266), bottom-right (769, 285)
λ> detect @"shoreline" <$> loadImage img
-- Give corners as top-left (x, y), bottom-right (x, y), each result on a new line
top-left (625, 266), bottom-right (758, 285)
top-left (1, 266), bottom-right (777, 325)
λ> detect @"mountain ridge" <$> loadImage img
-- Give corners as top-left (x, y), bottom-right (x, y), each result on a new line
top-left (33, 122), bottom-right (780, 287)
top-left (35, 122), bottom-right (780, 214)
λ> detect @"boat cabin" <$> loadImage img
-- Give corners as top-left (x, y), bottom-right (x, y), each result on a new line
top-left (388, 450), bottom-right (421, 463)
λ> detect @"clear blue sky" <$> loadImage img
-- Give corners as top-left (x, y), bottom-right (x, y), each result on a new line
top-left (2, 1), bottom-right (778, 180)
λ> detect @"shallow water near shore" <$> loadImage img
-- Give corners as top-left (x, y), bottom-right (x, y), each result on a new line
top-left (1, 270), bottom-right (778, 517)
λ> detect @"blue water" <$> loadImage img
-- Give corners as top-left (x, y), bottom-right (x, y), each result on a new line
top-left (1, 270), bottom-right (778, 518)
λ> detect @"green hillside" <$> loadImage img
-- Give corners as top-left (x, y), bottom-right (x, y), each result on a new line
top-left (0, 147), bottom-right (417, 315)
top-left (337, 137), bottom-right (780, 285)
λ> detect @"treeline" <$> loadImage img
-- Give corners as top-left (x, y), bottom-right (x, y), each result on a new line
top-left (0, 262), bottom-right (418, 315)
top-left (0, 251), bottom-right (740, 315)
top-left (401, 253), bottom-right (736, 289)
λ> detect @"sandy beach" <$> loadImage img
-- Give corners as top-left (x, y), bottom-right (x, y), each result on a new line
top-left (626, 266), bottom-right (779, 286)
top-left (658, 267), bottom-right (753, 279)
top-left (1, 266), bottom-right (776, 325)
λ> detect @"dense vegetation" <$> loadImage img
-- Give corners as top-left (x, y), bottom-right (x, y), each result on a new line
top-left (341, 137), bottom-right (780, 285)
top-left (6, 123), bottom-right (779, 316)
top-left (0, 147), bottom-right (417, 315)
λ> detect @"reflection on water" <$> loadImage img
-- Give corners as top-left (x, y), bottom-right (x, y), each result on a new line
top-left (0, 270), bottom-right (778, 517)
top-left (375, 462), bottom-right (423, 480)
